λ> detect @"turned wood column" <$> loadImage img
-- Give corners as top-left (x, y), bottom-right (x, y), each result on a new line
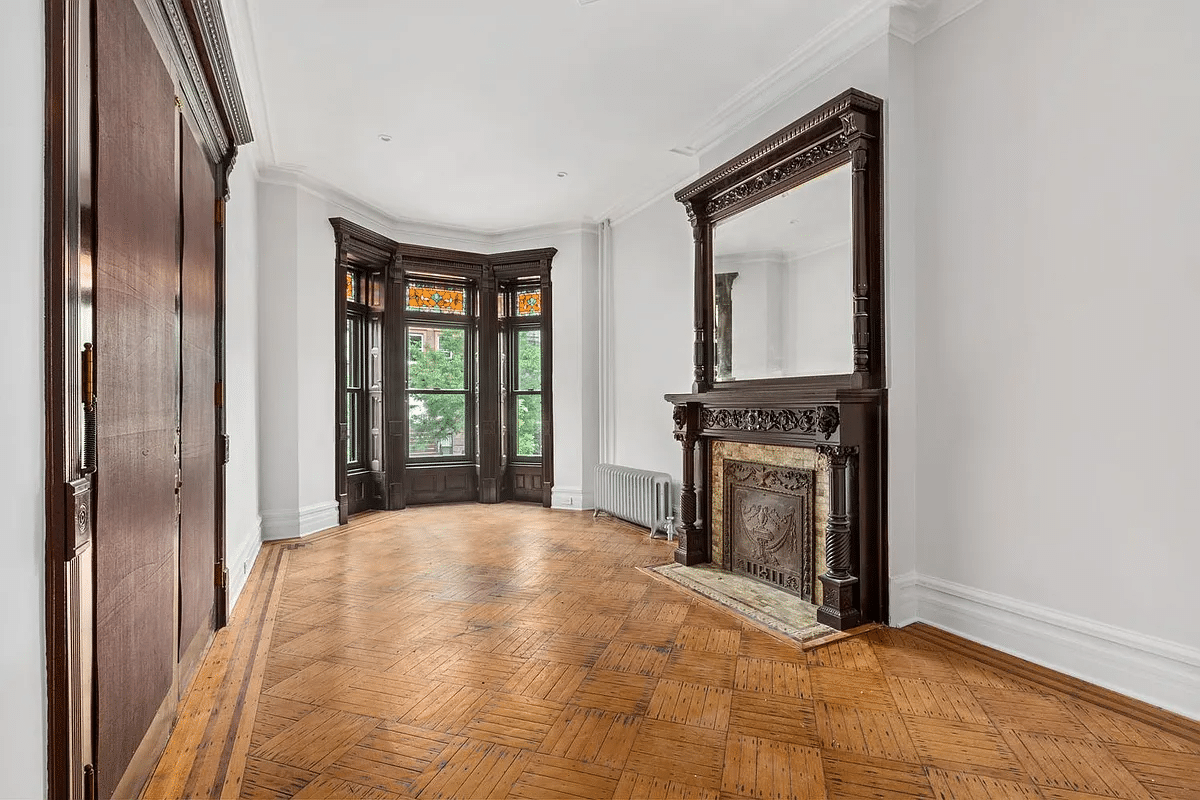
top-left (672, 403), bottom-right (706, 565)
top-left (817, 445), bottom-right (860, 629)
top-left (840, 107), bottom-right (878, 385)
top-left (684, 202), bottom-right (711, 393)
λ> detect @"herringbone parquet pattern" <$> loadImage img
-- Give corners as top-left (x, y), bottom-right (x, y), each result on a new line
top-left (143, 505), bottom-right (1200, 799)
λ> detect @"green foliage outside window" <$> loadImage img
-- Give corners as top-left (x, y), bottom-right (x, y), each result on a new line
top-left (516, 394), bottom-right (541, 457)
top-left (515, 329), bottom-right (542, 457)
top-left (408, 328), bottom-right (466, 456)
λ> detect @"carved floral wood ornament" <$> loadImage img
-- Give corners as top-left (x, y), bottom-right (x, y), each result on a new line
top-left (701, 406), bottom-right (839, 438)
top-left (665, 88), bottom-right (887, 631)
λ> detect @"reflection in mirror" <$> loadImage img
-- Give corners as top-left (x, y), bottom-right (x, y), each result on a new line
top-left (713, 162), bottom-right (853, 381)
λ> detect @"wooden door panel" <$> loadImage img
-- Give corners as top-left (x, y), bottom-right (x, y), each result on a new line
top-left (95, 0), bottom-right (180, 795)
top-left (179, 122), bottom-right (217, 669)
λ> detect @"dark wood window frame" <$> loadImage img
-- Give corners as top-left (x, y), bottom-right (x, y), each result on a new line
top-left (403, 284), bottom-right (478, 464)
top-left (330, 218), bottom-right (555, 513)
top-left (345, 306), bottom-right (367, 470)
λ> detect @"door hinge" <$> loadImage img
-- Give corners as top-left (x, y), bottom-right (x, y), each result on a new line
top-left (83, 763), bottom-right (96, 800)
top-left (215, 563), bottom-right (228, 590)
top-left (215, 198), bottom-right (224, 225)
top-left (219, 433), bottom-right (231, 465)
top-left (214, 381), bottom-right (224, 407)
top-left (81, 344), bottom-right (96, 474)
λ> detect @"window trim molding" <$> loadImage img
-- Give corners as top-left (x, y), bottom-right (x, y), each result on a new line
top-left (330, 217), bottom-right (556, 511)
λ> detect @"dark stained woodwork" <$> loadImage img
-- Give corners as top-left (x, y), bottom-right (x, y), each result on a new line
top-left (478, 268), bottom-right (501, 503)
top-left (44, 0), bottom-right (98, 793)
top-left (668, 89), bottom-right (887, 628)
top-left (179, 118), bottom-right (218, 674)
top-left (329, 218), bottom-right (557, 516)
top-left (493, 252), bottom-right (556, 509)
top-left (94, 0), bottom-right (180, 794)
top-left (331, 221), bottom-right (393, 520)
top-left (509, 464), bottom-right (544, 504)
top-left (347, 471), bottom-right (384, 516)
top-left (46, 0), bottom-right (252, 794)
top-left (404, 465), bottom-right (480, 505)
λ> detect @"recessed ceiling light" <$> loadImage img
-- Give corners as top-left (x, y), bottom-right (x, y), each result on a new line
top-left (556, 171), bottom-right (568, 178)
top-left (378, 134), bottom-right (393, 142)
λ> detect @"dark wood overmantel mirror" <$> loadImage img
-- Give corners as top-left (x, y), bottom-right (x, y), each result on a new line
top-left (677, 88), bottom-right (884, 393)
top-left (667, 89), bottom-right (887, 631)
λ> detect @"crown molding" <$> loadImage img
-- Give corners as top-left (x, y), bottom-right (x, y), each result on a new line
top-left (603, 168), bottom-right (700, 227)
top-left (222, 0), bottom-right (276, 163)
top-left (889, 0), bottom-right (985, 44)
top-left (236, 0), bottom-right (987, 238)
top-left (669, 0), bottom-right (892, 160)
top-left (186, 0), bottom-right (254, 144)
top-left (259, 165), bottom-right (597, 248)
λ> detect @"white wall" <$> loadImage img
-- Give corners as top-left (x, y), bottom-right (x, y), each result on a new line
top-left (606, 32), bottom-right (911, 556)
top-left (256, 181), bottom-right (304, 538)
top-left (224, 146), bottom-right (263, 601)
top-left (0, 0), bottom-right (47, 795)
top-left (295, 189), bottom-right (338, 518)
top-left (609, 194), bottom-right (695, 478)
top-left (552, 228), bottom-right (602, 508)
top-left (254, 177), bottom-right (599, 523)
top-left (912, 0), bottom-right (1200, 716)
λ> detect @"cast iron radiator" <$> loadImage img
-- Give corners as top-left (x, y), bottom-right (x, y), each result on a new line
top-left (593, 464), bottom-right (674, 536)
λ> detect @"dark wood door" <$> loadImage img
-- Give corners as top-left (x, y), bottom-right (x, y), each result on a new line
top-left (179, 121), bottom-right (218, 676)
top-left (94, 0), bottom-right (180, 794)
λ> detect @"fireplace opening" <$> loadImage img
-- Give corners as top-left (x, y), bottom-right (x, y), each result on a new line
top-left (725, 460), bottom-right (815, 602)
top-left (711, 441), bottom-right (828, 609)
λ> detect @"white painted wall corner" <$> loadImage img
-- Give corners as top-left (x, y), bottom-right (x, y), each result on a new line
top-left (888, 571), bottom-right (921, 627)
top-left (261, 501), bottom-right (340, 541)
top-left (299, 501), bottom-right (340, 536)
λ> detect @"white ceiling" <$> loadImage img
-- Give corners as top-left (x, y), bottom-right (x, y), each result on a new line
top-left (242, 0), bottom-right (864, 232)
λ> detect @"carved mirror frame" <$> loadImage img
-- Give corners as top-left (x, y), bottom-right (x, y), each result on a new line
top-left (675, 88), bottom-right (884, 394)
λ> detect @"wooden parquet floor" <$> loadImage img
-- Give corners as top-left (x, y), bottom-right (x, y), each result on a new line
top-left (144, 505), bottom-right (1200, 799)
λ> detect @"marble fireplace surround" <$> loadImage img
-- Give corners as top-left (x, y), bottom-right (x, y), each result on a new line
top-left (711, 440), bottom-right (829, 609)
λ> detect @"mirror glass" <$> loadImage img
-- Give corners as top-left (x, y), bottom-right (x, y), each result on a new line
top-left (712, 162), bottom-right (853, 381)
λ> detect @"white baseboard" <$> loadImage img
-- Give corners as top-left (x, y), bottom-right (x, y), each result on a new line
top-left (226, 516), bottom-right (262, 611)
top-left (903, 573), bottom-right (1200, 721)
top-left (261, 501), bottom-right (340, 541)
top-left (551, 488), bottom-right (594, 510)
top-left (298, 501), bottom-right (340, 536)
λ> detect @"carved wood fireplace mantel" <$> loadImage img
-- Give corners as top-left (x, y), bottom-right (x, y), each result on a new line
top-left (664, 89), bottom-right (887, 630)
top-left (667, 391), bottom-right (884, 629)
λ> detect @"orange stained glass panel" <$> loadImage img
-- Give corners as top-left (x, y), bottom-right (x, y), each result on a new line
top-left (407, 284), bottom-right (465, 314)
top-left (345, 272), bottom-right (357, 301)
top-left (517, 290), bottom-right (541, 316)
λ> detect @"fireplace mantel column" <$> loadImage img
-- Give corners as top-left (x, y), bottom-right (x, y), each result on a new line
top-left (672, 402), bottom-right (706, 565)
top-left (817, 445), bottom-right (860, 629)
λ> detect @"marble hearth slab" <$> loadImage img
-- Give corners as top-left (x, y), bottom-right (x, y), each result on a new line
top-left (647, 562), bottom-right (834, 644)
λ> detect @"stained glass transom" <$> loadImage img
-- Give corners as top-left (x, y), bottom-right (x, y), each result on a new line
top-left (345, 271), bottom-right (359, 302)
top-left (407, 282), bottom-right (465, 314)
top-left (517, 290), bottom-right (541, 316)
